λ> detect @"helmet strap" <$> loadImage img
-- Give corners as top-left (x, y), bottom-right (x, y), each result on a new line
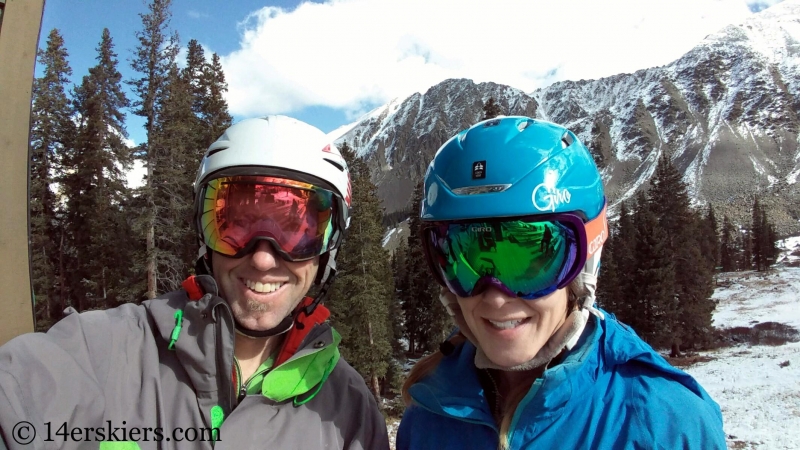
top-left (302, 249), bottom-right (337, 317)
top-left (234, 316), bottom-right (294, 339)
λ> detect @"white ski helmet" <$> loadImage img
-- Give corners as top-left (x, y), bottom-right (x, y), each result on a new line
top-left (193, 115), bottom-right (352, 286)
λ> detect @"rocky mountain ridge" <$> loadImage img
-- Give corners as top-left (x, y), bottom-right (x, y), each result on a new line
top-left (336, 1), bottom-right (800, 235)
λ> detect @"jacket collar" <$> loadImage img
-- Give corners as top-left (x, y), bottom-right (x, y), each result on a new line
top-left (145, 275), bottom-right (340, 406)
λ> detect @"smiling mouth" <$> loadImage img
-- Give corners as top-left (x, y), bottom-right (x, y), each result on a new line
top-left (487, 318), bottom-right (528, 330)
top-left (244, 279), bottom-right (285, 294)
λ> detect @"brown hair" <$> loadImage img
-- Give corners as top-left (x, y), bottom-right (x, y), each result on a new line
top-left (401, 282), bottom-right (581, 450)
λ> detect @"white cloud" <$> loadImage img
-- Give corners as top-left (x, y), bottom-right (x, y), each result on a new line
top-left (221, 0), bottom-right (765, 118)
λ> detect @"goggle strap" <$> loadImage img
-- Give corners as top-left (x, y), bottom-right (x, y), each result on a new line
top-left (584, 205), bottom-right (608, 258)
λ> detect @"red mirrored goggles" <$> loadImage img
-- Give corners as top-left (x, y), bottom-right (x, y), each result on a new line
top-left (198, 176), bottom-right (343, 261)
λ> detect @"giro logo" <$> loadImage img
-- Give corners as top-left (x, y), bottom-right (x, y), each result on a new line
top-left (532, 183), bottom-right (571, 212)
top-left (470, 226), bottom-right (493, 233)
top-left (588, 227), bottom-right (607, 256)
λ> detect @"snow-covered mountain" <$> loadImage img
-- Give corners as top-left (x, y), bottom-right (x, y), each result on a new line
top-left (337, 81), bottom-right (539, 215)
top-left (336, 1), bottom-right (800, 234)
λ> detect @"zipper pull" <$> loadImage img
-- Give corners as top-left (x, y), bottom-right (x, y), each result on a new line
top-left (238, 385), bottom-right (247, 403)
top-left (210, 405), bottom-right (224, 442)
top-left (168, 310), bottom-right (184, 350)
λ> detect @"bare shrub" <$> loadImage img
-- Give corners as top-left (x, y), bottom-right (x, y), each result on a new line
top-left (717, 322), bottom-right (800, 347)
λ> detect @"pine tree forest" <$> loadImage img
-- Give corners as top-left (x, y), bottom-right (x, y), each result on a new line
top-left (26, 0), bottom-right (783, 414)
top-left (29, 1), bottom-right (233, 327)
top-left (596, 154), bottom-right (781, 354)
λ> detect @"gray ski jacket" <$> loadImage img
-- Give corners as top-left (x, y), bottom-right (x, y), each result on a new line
top-left (0, 275), bottom-right (389, 450)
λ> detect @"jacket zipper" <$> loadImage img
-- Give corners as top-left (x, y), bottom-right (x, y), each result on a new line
top-left (214, 302), bottom-right (236, 414)
top-left (235, 358), bottom-right (271, 403)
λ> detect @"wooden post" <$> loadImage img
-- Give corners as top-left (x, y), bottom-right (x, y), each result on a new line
top-left (0, 0), bottom-right (46, 345)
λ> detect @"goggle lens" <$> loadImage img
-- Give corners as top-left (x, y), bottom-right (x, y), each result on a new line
top-left (200, 176), bottom-right (336, 260)
top-left (424, 218), bottom-right (581, 299)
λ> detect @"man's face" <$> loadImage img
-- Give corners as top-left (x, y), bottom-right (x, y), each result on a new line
top-left (212, 240), bottom-right (319, 331)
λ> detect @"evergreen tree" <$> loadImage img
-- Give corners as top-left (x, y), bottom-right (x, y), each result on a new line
top-left (30, 29), bottom-right (75, 328)
top-left (328, 142), bottom-right (393, 404)
top-left (182, 42), bottom-right (232, 153)
top-left (765, 216), bottom-right (779, 267)
top-left (720, 215), bottom-right (738, 272)
top-left (700, 204), bottom-right (720, 272)
top-left (384, 240), bottom-right (409, 395)
top-left (181, 39), bottom-right (205, 155)
top-left (402, 183), bottom-right (426, 355)
top-left (751, 196), bottom-right (765, 271)
top-left (675, 211), bottom-right (716, 348)
top-left (390, 239), bottom-right (409, 357)
top-left (595, 223), bottom-right (620, 312)
top-left (149, 63), bottom-right (197, 292)
top-left (608, 201), bottom-right (637, 323)
top-left (481, 96), bottom-right (503, 120)
top-left (648, 153), bottom-right (690, 250)
top-left (647, 153), bottom-right (715, 349)
top-left (129, 0), bottom-right (180, 299)
top-left (63, 28), bottom-right (132, 311)
top-left (200, 53), bottom-right (233, 147)
top-left (183, 39), bottom-right (207, 116)
top-left (403, 181), bottom-right (451, 354)
top-left (741, 227), bottom-right (753, 271)
top-left (758, 209), bottom-right (779, 270)
top-left (631, 192), bottom-right (676, 348)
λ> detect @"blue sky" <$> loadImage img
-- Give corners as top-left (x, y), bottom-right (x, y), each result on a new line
top-left (38, 0), bottom-right (786, 147)
top-left (38, 0), bottom-right (347, 145)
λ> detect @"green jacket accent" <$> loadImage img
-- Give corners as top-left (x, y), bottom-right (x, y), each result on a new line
top-left (262, 329), bottom-right (341, 402)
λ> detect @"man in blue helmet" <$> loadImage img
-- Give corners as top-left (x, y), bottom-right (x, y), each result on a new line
top-left (397, 116), bottom-right (726, 449)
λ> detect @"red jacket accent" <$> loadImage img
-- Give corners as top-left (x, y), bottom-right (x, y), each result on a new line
top-left (275, 297), bottom-right (330, 367)
top-left (182, 276), bottom-right (204, 301)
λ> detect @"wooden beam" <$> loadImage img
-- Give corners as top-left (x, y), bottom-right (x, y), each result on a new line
top-left (0, 0), bottom-right (46, 345)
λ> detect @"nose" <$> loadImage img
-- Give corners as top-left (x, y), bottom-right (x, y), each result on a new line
top-left (249, 240), bottom-right (281, 271)
top-left (480, 287), bottom-right (516, 308)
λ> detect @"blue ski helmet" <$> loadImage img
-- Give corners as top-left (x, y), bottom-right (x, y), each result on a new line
top-left (422, 116), bottom-right (605, 222)
top-left (421, 116), bottom-right (608, 299)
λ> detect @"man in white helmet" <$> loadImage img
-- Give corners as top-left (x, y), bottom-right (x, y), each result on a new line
top-left (0, 116), bottom-right (390, 450)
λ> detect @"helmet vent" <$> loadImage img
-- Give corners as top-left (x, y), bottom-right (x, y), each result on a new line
top-left (207, 146), bottom-right (229, 157)
top-left (452, 184), bottom-right (511, 195)
top-left (323, 158), bottom-right (345, 172)
top-left (561, 132), bottom-right (573, 149)
top-left (483, 118), bottom-right (501, 127)
top-left (517, 120), bottom-right (533, 132)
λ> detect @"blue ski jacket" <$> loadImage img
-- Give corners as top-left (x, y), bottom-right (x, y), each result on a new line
top-left (397, 313), bottom-right (726, 449)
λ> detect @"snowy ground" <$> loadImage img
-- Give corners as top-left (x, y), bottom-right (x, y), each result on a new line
top-left (683, 236), bottom-right (800, 450)
top-left (386, 237), bottom-right (800, 449)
